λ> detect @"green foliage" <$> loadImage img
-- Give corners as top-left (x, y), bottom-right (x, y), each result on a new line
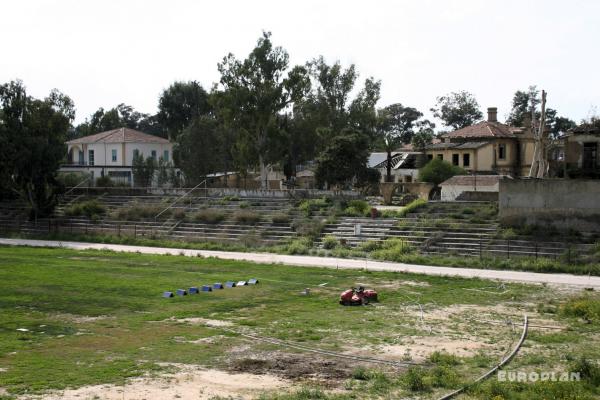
top-left (314, 130), bottom-right (371, 188)
top-left (73, 103), bottom-right (162, 139)
top-left (233, 210), bottom-right (261, 225)
top-left (431, 91), bottom-right (483, 130)
top-left (0, 80), bottom-right (75, 218)
top-left (192, 209), bottom-right (225, 224)
top-left (283, 238), bottom-right (312, 255)
top-left (429, 351), bottom-right (460, 366)
top-left (344, 199), bottom-right (369, 216)
top-left (95, 176), bottom-right (113, 187)
top-left (356, 240), bottom-right (382, 252)
top-left (292, 219), bottom-right (324, 241)
top-left (397, 198), bottom-right (427, 217)
top-left (132, 153), bottom-right (157, 187)
top-left (371, 238), bottom-right (413, 261)
top-left (271, 213), bottom-right (291, 224)
top-left (560, 296), bottom-right (600, 322)
top-left (64, 200), bottom-right (106, 219)
top-left (570, 357), bottom-right (600, 386)
top-left (111, 204), bottom-right (164, 221)
top-left (298, 197), bottom-right (331, 217)
top-left (402, 367), bottom-right (430, 392)
top-left (419, 158), bottom-right (466, 185)
top-left (57, 172), bottom-right (90, 188)
top-left (321, 235), bottom-right (339, 249)
top-left (157, 81), bottom-right (210, 141)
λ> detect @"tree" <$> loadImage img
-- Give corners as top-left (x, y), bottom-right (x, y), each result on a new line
top-left (411, 120), bottom-right (436, 168)
top-left (507, 86), bottom-right (575, 137)
top-left (431, 91), bottom-right (483, 130)
top-left (376, 104), bottom-right (423, 182)
top-left (157, 81), bottom-right (211, 141)
top-left (314, 130), bottom-right (372, 189)
top-left (418, 158), bottom-right (465, 185)
top-left (173, 116), bottom-right (222, 185)
top-left (0, 80), bottom-right (75, 218)
top-left (73, 104), bottom-right (163, 139)
top-left (132, 153), bottom-right (156, 187)
top-left (217, 32), bottom-right (310, 189)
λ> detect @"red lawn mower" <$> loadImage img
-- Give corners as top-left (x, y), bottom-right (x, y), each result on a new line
top-left (339, 286), bottom-right (378, 306)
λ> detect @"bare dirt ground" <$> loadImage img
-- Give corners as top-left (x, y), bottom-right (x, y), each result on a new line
top-left (17, 364), bottom-right (291, 400)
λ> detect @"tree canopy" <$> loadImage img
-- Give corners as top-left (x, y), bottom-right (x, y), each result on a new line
top-left (0, 80), bottom-right (74, 218)
top-left (431, 91), bottom-right (483, 130)
top-left (418, 158), bottom-right (465, 185)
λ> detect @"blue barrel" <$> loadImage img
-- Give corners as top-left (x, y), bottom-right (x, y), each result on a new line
top-left (201, 285), bottom-right (212, 292)
top-left (213, 283), bottom-right (224, 289)
top-left (225, 281), bottom-right (236, 288)
top-left (176, 289), bottom-right (187, 296)
top-left (163, 291), bottom-right (174, 298)
top-left (189, 287), bottom-right (199, 294)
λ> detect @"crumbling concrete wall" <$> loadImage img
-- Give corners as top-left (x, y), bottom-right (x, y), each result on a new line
top-left (499, 179), bottom-right (600, 232)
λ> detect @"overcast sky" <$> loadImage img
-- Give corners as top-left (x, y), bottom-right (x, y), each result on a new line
top-left (2, 0), bottom-right (599, 127)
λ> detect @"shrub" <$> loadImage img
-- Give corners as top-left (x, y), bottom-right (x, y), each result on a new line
top-left (560, 296), bottom-right (600, 322)
top-left (397, 199), bottom-right (427, 217)
top-left (357, 240), bottom-right (381, 252)
top-left (238, 201), bottom-right (250, 209)
top-left (233, 210), bottom-right (261, 225)
top-left (64, 200), bottom-right (106, 219)
top-left (298, 197), bottom-right (331, 216)
top-left (418, 158), bottom-right (466, 185)
top-left (57, 172), bottom-right (90, 188)
top-left (172, 209), bottom-right (186, 220)
top-left (94, 175), bottom-right (113, 187)
top-left (429, 351), bottom-right (460, 366)
top-left (193, 209), bottom-right (225, 224)
top-left (344, 199), bottom-right (370, 216)
top-left (271, 213), bottom-right (290, 224)
top-left (222, 195), bottom-right (240, 202)
top-left (371, 238), bottom-right (414, 261)
top-left (292, 219), bottom-right (324, 241)
top-left (112, 204), bottom-right (164, 221)
top-left (285, 238), bottom-right (311, 255)
top-left (570, 357), bottom-right (600, 386)
top-left (402, 367), bottom-right (430, 392)
top-left (322, 235), bottom-right (339, 249)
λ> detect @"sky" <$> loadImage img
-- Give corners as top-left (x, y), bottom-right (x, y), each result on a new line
top-left (1, 0), bottom-right (599, 127)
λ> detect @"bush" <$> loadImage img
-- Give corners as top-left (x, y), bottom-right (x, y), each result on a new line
top-left (233, 210), bottom-right (261, 225)
top-left (322, 235), bottom-right (339, 249)
top-left (95, 175), bottom-right (113, 187)
top-left (560, 296), bottom-right (600, 322)
top-left (298, 197), bottom-right (331, 216)
top-left (419, 158), bottom-right (465, 185)
top-left (193, 209), bottom-right (225, 224)
top-left (112, 204), bottom-right (164, 221)
top-left (238, 201), bottom-right (250, 209)
top-left (285, 238), bottom-right (311, 255)
top-left (429, 351), bottom-right (460, 366)
top-left (344, 199), bottom-right (370, 216)
top-left (292, 219), bottom-right (324, 241)
top-left (357, 240), bottom-right (381, 252)
top-left (402, 367), bottom-right (430, 392)
top-left (371, 238), bottom-right (413, 261)
top-left (64, 200), bottom-right (106, 219)
top-left (570, 357), bottom-right (600, 386)
top-left (271, 213), bottom-right (290, 224)
top-left (398, 199), bottom-right (427, 217)
top-left (57, 172), bottom-right (90, 188)
top-left (172, 209), bottom-right (186, 220)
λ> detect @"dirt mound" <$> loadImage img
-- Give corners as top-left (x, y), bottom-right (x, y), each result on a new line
top-left (229, 352), bottom-right (353, 382)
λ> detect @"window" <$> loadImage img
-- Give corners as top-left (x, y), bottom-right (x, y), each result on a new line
top-left (427, 154), bottom-right (433, 161)
top-left (111, 149), bottom-right (117, 162)
top-left (88, 149), bottom-right (95, 166)
top-left (133, 149), bottom-right (140, 159)
top-left (498, 144), bottom-right (506, 160)
top-left (437, 154), bottom-right (443, 160)
top-left (151, 150), bottom-right (157, 159)
top-left (583, 142), bottom-right (598, 169)
top-left (163, 150), bottom-right (169, 162)
top-left (463, 153), bottom-right (470, 167)
top-left (452, 154), bottom-right (459, 166)
top-left (78, 151), bottom-right (84, 165)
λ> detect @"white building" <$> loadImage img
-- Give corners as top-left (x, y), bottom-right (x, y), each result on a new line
top-left (368, 151), bottom-right (420, 183)
top-left (61, 127), bottom-right (173, 186)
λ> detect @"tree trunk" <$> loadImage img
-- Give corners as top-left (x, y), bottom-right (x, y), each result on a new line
top-left (259, 153), bottom-right (268, 190)
top-left (386, 149), bottom-right (392, 183)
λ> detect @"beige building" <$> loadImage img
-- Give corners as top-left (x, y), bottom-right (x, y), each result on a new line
top-left (62, 127), bottom-right (174, 186)
top-left (425, 107), bottom-right (535, 177)
top-left (562, 123), bottom-right (600, 175)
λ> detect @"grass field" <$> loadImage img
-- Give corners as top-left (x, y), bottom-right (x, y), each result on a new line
top-left (0, 246), bottom-right (599, 399)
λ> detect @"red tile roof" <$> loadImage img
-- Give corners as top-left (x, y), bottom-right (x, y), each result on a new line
top-left (442, 121), bottom-right (516, 139)
top-left (66, 128), bottom-right (170, 145)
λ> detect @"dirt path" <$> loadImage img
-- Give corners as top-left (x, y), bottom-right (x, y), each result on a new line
top-left (2, 238), bottom-right (599, 288)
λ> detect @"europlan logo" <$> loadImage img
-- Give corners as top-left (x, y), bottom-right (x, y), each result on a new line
top-left (498, 370), bottom-right (581, 382)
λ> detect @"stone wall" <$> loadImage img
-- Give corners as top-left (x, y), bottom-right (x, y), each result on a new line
top-left (499, 179), bottom-right (600, 231)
